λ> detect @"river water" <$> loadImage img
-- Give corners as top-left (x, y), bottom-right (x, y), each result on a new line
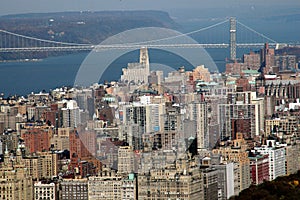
top-left (0, 17), bottom-right (298, 96)
top-left (0, 48), bottom-right (229, 96)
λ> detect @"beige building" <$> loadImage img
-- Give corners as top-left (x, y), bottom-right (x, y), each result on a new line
top-left (25, 151), bottom-right (58, 180)
top-left (37, 152), bottom-right (58, 179)
top-left (50, 134), bottom-right (70, 151)
top-left (88, 168), bottom-right (136, 200)
top-left (24, 155), bottom-right (39, 180)
top-left (285, 143), bottom-right (300, 175)
top-left (212, 134), bottom-right (251, 194)
top-left (201, 168), bottom-right (219, 200)
top-left (118, 146), bottom-right (136, 174)
top-left (50, 128), bottom-right (71, 150)
top-left (191, 65), bottom-right (211, 82)
top-left (265, 117), bottom-right (299, 143)
top-left (138, 157), bottom-right (204, 200)
top-left (0, 148), bottom-right (33, 200)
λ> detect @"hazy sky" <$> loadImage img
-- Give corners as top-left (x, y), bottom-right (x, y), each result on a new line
top-left (1, 0), bottom-right (300, 16)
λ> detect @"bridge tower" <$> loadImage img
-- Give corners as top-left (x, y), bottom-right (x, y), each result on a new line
top-left (229, 17), bottom-right (237, 60)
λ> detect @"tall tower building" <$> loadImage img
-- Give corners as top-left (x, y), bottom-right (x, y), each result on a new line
top-left (118, 146), bottom-right (136, 174)
top-left (260, 43), bottom-right (275, 74)
top-left (121, 47), bottom-right (150, 84)
top-left (61, 100), bottom-right (81, 128)
top-left (139, 47), bottom-right (150, 72)
top-left (187, 102), bottom-right (208, 151)
top-left (163, 102), bottom-right (181, 132)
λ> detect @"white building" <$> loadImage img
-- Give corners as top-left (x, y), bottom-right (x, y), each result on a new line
top-left (254, 140), bottom-right (286, 181)
top-left (61, 100), bottom-right (81, 128)
top-left (121, 101), bottom-right (165, 134)
top-left (214, 162), bottom-right (235, 200)
top-left (121, 47), bottom-right (150, 84)
top-left (187, 102), bottom-right (208, 150)
top-left (34, 182), bottom-right (56, 200)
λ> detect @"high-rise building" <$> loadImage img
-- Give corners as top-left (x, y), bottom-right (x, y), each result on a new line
top-left (163, 102), bottom-right (182, 132)
top-left (254, 139), bottom-right (286, 181)
top-left (212, 134), bottom-right (251, 194)
top-left (284, 143), bottom-right (300, 176)
top-left (248, 153), bottom-right (269, 185)
top-left (0, 148), bottom-right (33, 200)
top-left (243, 51), bottom-right (261, 70)
top-left (260, 43), bottom-right (275, 74)
top-left (21, 125), bottom-right (54, 153)
top-left (122, 103), bottom-right (151, 134)
top-left (187, 102), bottom-right (208, 150)
top-left (205, 95), bottom-right (227, 148)
top-left (118, 146), bottom-right (136, 174)
top-left (202, 168), bottom-right (219, 200)
top-left (61, 100), bottom-right (81, 128)
top-left (275, 55), bottom-right (297, 71)
top-left (219, 91), bottom-right (264, 140)
top-left (153, 131), bottom-right (178, 150)
top-left (119, 123), bottom-right (143, 151)
top-left (50, 127), bottom-right (71, 151)
top-left (138, 158), bottom-right (204, 200)
top-left (37, 151), bottom-right (58, 179)
top-left (24, 155), bottom-right (39, 180)
top-left (213, 162), bottom-right (235, 200)
top-left (121, 47), bottom-right (150, 84)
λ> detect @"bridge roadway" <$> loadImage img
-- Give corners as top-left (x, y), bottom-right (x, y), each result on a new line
top-left (0, 43), bottom-right (283, 52)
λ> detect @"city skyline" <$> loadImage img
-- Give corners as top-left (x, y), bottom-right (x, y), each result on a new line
top-left (0, 41), bottom-right (300, 199)
top-left (0, 2), bottom-right (300, 199)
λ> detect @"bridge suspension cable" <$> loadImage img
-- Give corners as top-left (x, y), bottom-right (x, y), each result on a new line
top-left (0, 18), bottom-right (289, 54)
top-left (236, 20), bottom-right (277, 43)
top-left (0, 19), bottom-right (229, 48)
top-left (0, 29), bottom-right (91, 46)
top-left (119, 19), bottom-right (229, 46)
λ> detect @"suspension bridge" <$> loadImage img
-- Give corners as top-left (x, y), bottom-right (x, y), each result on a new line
top-left (0, 17), bottom-right (292, 60)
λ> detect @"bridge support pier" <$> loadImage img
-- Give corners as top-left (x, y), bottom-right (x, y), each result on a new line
top-left (230, 17), bottom-right (237, 61)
